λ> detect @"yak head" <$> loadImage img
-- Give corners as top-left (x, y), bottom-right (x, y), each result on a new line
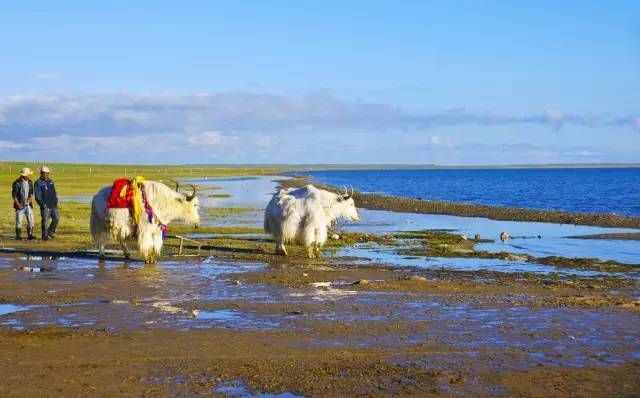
top-left (162, 180), bottom-right (200, 227)
top-left (178, 183), bottom-right (200, 227)
top-left (333, 187), bottom-right (359, 222)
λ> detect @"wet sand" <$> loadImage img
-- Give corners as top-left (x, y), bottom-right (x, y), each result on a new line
top-left (1, 253), bottom-right (639, 397)
top-left (1, 175), bottom-right (639, 397)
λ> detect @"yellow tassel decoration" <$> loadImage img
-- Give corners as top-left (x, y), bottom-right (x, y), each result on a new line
top-left (130, 176), bottom-right (146, 225)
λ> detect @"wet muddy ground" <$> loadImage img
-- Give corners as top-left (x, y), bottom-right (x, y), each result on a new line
top-left (1, 176), bottom-right (639, 397)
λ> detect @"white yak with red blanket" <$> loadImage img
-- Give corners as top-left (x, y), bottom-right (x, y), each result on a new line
top-left (264, 185), bottom-right (359, 258)
top-left (90, 179), bottom-right (200, 263)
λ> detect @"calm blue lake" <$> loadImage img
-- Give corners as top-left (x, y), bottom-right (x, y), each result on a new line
top-left (300, 168), bottom-right (640, 216)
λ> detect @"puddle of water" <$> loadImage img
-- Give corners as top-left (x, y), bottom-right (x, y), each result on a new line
top-left (215, 380), bottom-right (303, 398)
top-left (0, 304), bottom-right (30, 316)
top-left (188, 308), bottom-right (280, 330)
top-left (334, 244), bottom-right (637, 277)
top-left (194, 309), bottom-right (241, 321)
top-left (289, 288), bottom-right (359, 302)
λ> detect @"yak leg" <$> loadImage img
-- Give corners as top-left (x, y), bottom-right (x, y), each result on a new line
top-left (118, 239), bottom-right (131, 259)
top-left (314, 244), bottom-right (322, 257)
top-left (306, 245), bottom-right (315, 259)
top-left (145, 227), bottom-right (163, 265)
top-left (275, 240), bottom-right (288, 256)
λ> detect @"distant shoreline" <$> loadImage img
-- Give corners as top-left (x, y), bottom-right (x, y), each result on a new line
top-left (283, 163), bottom-right (640, 172)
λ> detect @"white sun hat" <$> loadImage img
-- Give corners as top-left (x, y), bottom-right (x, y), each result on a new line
top-left (40, 166), bottom-right (51, 173)
top-left (19, 167), bottom-right (33, 177)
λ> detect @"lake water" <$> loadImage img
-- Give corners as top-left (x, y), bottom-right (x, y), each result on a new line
top-left (300, 168), bottom-right (640, 216)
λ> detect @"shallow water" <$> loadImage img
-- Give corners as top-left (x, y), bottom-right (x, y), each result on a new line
top-left (0, 304), bottom-right (30, 317)
top-left (193, 176), bottom-right (282, 228)
top-left (342, 209), bottom-right (640, 265)
top-left (214, 381), bottom-right (303, 398)
top-left (333, 244), bottom-right (637, 278)
top-left (196, 176), bottom-right (278, 209)
top-left (1, 252), bottom-right (639, 370)
top-left (195, 176), bottom-right (640, 267)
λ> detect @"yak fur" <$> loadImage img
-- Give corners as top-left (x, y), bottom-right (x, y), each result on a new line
top-left (264, 185), bottom-right (359, 258)
top-left (90, 180), bottom-right (200, 263)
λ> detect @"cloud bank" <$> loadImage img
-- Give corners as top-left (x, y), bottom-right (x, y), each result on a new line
top-left (0, 93), bottom-right (637, 164)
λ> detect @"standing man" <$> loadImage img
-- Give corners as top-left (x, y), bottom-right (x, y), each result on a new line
top-left (34, 166), bottom-right (59, 241)
top-left (12, 167), bottom-right (35, 240)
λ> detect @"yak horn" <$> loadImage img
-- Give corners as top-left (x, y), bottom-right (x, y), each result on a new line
top-left (166, 179), bottom-right (180, 192)
top-left (186, 184), bottom-right (198, 201)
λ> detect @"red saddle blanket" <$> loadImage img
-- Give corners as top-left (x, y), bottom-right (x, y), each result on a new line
top-left (106, 178), bottom-right (133, 209)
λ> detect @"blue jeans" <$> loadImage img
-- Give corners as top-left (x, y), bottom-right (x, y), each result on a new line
top-left (15, 205), bottom-right (35, 237)
top-left (40, 206), bottom-right (59, 238)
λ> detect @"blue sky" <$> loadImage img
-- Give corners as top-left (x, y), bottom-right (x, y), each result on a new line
top-left (0, 1), bottom-right (638, 164)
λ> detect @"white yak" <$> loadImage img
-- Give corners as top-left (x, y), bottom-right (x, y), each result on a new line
top-left (264, 185), bottom-right (359, 258)
top-left (90, 180), bottom-right (200, 263)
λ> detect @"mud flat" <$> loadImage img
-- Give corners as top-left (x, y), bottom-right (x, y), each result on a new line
top-left (1, 250), bottom-right (639, 397)
top-left (1, 171), bottom-right (640, 396)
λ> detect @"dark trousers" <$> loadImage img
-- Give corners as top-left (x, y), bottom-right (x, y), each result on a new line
top-left (40, 207), bottom-right (59, 238)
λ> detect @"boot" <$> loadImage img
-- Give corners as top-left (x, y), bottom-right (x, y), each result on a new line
top-left (15, 228), bottom-right (22, 240)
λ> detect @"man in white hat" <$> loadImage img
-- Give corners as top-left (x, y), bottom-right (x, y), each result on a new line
top-left (11, 167), bottom-right (35, 240)
top-left (34, 166), bottom-right (59, 240)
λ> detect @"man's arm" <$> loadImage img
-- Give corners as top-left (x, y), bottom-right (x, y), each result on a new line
top-left (11, 182), bottom-right (21, 209)
top-left (34, 180), bottom-right (42, 206)
top-left (51, 181), bottom-right (58, 207)
top-left (28, 181), bottom-right (35, 207)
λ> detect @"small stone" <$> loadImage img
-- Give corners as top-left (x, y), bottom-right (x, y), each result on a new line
top-left (410, 275), bottom-right (428, 282)
top-left (354, 279), bottom-right (369, 285)
top-left (331, 234), bottom-right (340, 240)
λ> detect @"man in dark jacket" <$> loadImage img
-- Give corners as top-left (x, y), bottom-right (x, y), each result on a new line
top-left (12, 167), bottom-right (35, 240)
top-left (34, 166), bottom-right (59, 240)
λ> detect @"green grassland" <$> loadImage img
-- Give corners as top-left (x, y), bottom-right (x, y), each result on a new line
top-left (0, 161), bottom-right (284, 253)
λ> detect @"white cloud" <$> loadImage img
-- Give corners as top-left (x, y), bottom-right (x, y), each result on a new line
top-left (0, 92), bottom-right (637, 164)
top-left (0, 140), bottom-right (24, 150)
top-left (0, 93), bottom-right (637, 142)
top-left (188, 131), bottom-right (231, 146)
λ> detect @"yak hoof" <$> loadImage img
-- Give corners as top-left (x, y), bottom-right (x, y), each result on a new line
top-left (276, 245), bottom-right (288, 256)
